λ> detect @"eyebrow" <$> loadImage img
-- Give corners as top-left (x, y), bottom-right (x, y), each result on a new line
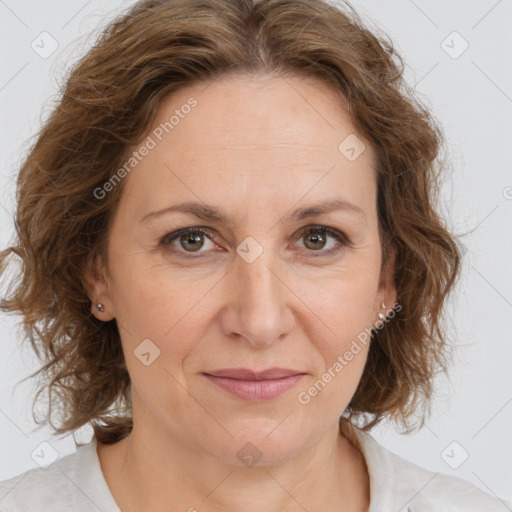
top-left (140, 198), bottom-right (367, 226)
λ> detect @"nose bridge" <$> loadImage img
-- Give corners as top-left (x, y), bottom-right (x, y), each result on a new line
top-left (222, 245), bottom-right (294, 346)
top-left (241, 248), bottom-right (277, 303)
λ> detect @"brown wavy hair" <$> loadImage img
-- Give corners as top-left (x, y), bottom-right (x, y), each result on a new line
top-left (0, 0), bottom-right (461, 445)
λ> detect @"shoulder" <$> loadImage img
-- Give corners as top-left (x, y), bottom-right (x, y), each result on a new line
top-left (0, 438), bottom-right (120, 512)
top-left (388, 455), bottom-right (508, 511)
top-left (351, 428), bottom-right (511, 512)
top-left (0, 448), bottom-right (78, 512)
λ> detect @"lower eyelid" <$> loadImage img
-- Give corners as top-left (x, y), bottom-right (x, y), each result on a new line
top-left (161, 228), bottom-right (216, 250)
top-left (160, 226), bottom-right (349, 256)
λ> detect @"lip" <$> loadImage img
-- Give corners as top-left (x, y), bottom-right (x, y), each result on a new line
top-left (204, 367), bottom-right (303, 380)
top-left (202, 368), bottom-right (305, 401)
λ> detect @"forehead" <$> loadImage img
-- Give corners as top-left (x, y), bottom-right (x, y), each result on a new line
top-left (119, 75), bottom-right (377, 219)
top-left (151, 74), bottom-right (371, 159)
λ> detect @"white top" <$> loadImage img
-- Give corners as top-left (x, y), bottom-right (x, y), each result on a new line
top-left (0, 429), bottom-right (509, 511)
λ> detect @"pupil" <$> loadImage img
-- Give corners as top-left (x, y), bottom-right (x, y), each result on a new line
top-left (181, 232), bottom-right (203, 251)
top-left (305, 231), bottom-right (325, 250)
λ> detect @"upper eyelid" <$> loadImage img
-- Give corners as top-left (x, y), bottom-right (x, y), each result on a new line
top-left (160, 224), bottom-right (349, 250)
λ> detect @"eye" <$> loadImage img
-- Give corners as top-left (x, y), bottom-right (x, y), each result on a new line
top-left (159, 225), bottom-right (351, 259)
top-left (294, 225), bottom-right (350, 256)
top-left (159, 227), bottom-right (217, 258)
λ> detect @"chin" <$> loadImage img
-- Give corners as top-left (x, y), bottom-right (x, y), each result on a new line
top-left (201, 420), bottom-right (315, 468)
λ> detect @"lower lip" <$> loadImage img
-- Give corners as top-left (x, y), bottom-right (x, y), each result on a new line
top-left (203, 374), bottom-right (304, 401)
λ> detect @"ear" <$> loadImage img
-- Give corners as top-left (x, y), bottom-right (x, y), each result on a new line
top-left (376, 243), bottom-right (398, 318)
top-left (82, 252), bottom-right (115, 321)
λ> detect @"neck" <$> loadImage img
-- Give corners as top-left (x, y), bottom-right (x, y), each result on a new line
top-left (97, 419), bottom-right (370, 512)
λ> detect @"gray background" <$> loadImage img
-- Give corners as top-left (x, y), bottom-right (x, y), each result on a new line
top-left (1, 0), bottom-right (511, 504)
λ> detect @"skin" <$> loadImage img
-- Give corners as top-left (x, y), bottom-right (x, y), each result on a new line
top-left (84, 74), bottom-right (397, 512)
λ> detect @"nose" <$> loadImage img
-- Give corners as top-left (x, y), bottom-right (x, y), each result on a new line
top-left (220, 249), bottom-right (296, 348)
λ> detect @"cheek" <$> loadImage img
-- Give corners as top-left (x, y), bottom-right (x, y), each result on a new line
top-left (111, 275), bottom-right (168, 336)
top-left (296, 269), bottom-right (377, 402)
top-left (108, 250), bottom-right (190, 335)
top-left (303, 269), bottom-right (378, 344)
top-left (298, 295), bottom-right (373, 415)
top-left (111, 271), bottom-right (205, 411)
top-left (109, 233), bottom-right (380, 371)
top-left (109, 259), bottom-right (215, 370)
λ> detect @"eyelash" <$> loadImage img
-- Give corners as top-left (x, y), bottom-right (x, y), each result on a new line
top-left (158, 225), bottom-right (351, 259)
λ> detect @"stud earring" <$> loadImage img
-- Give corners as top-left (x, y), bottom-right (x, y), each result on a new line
top-left (381, 302), bottom-right (387, 309)
top-left (378, 312), bottom-right (386, 320)
top-left (96, 303), bottom-right (104, 312)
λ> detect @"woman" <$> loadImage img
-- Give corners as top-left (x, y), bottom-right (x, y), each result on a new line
top-left (0, 0), bottom-right (509, 510)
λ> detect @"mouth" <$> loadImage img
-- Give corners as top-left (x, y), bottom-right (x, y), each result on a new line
top-left (202, 368), bottom-right (306, 401)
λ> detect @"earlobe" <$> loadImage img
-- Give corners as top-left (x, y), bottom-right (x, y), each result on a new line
top-left (82, 253), bottom-right (115, 320)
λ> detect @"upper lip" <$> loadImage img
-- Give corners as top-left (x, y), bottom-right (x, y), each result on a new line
top-left (204, 368), bottom-right (304, 380)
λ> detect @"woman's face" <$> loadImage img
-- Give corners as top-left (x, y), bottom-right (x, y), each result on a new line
top-left (88, 74), bottom-right (396, 464)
